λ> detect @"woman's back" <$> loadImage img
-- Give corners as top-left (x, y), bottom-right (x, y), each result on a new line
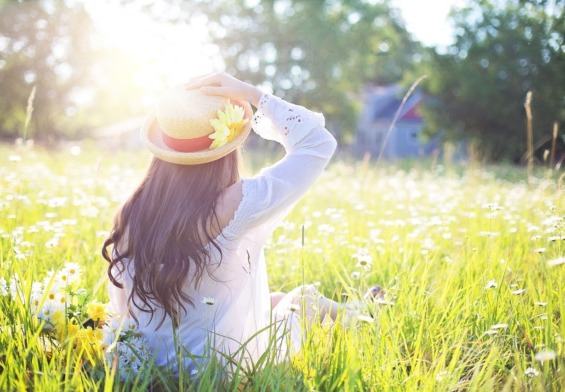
top-left (105, 74), bottom-right (336, 375)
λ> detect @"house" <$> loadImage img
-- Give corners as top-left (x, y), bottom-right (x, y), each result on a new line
top-left (354, 85), bottom-right (439, 159)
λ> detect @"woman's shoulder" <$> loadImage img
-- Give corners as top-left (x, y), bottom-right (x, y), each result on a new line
top-left (212, 178), bottom-right (269, 239)
top-left (202, 179), bottom-right (263, 243)
top-left (215, 180), bottom-right (244, 232)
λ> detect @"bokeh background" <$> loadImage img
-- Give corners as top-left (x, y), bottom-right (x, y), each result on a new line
top-left (0, 0), bottom-right (563, 163)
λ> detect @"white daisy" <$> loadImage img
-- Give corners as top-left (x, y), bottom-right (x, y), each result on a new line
top-left (37, 302), bottom-right (57, 324)
top-left (436, 370), bottom-right (450, 382)
top-left (0, 277), bottom-right (8, 297)
top-left (358, 314), bottom-right (375, 323)
top-left (106, 341), bottom-right (144, 381)
top-left (101, 328), bottom-right (117, 349)
top-left (124, 318), bottom-right (138, 332)
top-left (547, 256), bottom-right (565, 267)
top-left (484, 279), bottom-right (498, 289)
top-left (62, 262), bottom-right (82, 283)
top-left (534, 350), bottom-right (556, 362)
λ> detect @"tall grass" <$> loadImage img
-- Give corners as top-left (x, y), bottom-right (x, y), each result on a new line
top-left (0, 144), bottom-right (563, 391)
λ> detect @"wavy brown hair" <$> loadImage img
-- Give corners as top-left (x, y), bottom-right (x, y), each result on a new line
top-left (102, 151), bottom-right (240, 328)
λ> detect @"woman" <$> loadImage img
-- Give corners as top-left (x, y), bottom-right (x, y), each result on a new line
top-left (102, 73), bottom-right (364, 375)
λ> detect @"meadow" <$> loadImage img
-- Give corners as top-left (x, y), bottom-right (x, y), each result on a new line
top-left (0, 143), bottom-right (563, 391)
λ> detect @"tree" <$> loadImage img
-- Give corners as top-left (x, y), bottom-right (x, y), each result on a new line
top-left (418, 0), bottom-right (564, 162)
top-left (0, 0), bottom-right (97, 142)
top-left (173, 0), bottom-right (421, 141)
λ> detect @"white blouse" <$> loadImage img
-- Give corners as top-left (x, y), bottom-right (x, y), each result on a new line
top-left (108, 93), bottom-right (337, 375)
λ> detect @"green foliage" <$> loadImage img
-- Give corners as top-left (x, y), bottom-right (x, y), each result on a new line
top-left (0, 0), bottom-right (95, 142)
top-left (0, 0), bottom-right (421, 144)
top-left (0, 145), bottom-right (564, 390)
top-left (185, 0), bottom-right (420, 141)
top-left (417, 0), bottom-right (564, 162)
top-left (0, 1), bottom-right (149, 143)
top-left (1, 0), bottom-right (562, 165)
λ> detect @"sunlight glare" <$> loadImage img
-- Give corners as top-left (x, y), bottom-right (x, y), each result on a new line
top-left (87, 1), bottom-right (219, 106)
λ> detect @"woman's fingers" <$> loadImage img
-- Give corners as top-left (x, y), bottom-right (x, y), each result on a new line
top-left (184, 75), bottom-right (208, 89)
top-left (198, 86), bottom-right (224, 96)
top-left (188, 73), bottom-right (239, 98)
top-left (183, 72), bottom-right (261, 107)
top-left (184, 73), bottom-right (224, 90)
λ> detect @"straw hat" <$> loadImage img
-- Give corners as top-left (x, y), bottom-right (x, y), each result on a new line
top-left (141, 85), bottom-right (253, 165)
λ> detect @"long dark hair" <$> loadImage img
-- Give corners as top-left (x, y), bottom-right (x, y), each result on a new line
top-left (102, 151), bottom-right (240, 328)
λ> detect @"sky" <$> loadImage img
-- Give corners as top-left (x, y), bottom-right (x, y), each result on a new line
top-left (392, 0), bottom-right (462, 47)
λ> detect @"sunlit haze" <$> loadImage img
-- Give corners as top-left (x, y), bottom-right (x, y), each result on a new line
top-left (392, 0), bottom-right (461, 47)
top-left (86, 0), bottom-right (460, 107)
top-left (86, 1), bottom-right (219, 106)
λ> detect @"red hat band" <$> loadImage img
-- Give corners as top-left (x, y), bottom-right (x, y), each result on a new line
top-left (160, 127), bottom-right (214, 153)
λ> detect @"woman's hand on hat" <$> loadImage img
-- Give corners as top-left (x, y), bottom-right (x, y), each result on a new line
top-left (185, 73), bottom-right (262, 107)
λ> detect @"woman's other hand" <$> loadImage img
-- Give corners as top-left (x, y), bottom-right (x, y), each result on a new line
top-left (185, 72), bottom-right (262, 107)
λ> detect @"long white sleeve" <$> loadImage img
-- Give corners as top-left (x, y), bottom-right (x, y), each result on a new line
top-left (222, 94), bottom-right (337, 238)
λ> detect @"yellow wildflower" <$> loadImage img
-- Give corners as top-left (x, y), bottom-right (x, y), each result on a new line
top-left (209, 103), bottom-right (247, 149)
top-left (53, 310), bottom-right (80, 342)
top-left (87, 301), bottom-right (107, 324)
top-left (53, 310), bottom-right (66, 335)
top-left (74, 327), bottom-right (103, 365)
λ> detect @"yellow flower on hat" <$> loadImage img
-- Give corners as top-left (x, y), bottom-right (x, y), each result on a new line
top-left (209, 103), bottom-right (247, 149)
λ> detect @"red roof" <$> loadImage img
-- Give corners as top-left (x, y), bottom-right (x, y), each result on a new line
top-left (402, 104), bottom-right (422, 120)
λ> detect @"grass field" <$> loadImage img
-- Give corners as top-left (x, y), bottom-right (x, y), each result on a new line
top-left (0, 144), bottom-right (563, 391)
